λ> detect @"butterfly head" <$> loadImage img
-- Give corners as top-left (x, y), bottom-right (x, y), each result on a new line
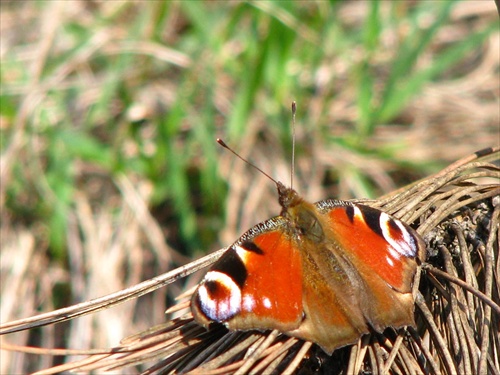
top-left (276, 182), bottom-right (326, 243)
top-left (276, 182), bottom-right (303, 213)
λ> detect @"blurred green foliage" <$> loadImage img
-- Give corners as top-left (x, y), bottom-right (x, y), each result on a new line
top-left (1, 0), bottom-right (495, 259)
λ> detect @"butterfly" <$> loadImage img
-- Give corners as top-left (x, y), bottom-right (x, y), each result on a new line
top-left (190, 149), bottom-right (426, 355)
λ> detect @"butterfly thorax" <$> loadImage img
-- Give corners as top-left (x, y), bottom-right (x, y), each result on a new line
top-left (277, 182), bottom-right (325, 244)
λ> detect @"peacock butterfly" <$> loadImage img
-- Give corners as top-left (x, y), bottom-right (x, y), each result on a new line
top-left (190, 132), bottom-right (426, 355)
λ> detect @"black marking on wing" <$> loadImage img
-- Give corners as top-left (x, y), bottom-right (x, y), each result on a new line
top-left (388, 216), bottom-right (403, 236)
top-left (345, 206), bottom-right (355, 224)
top-left (240, 240), bottom-right (265, 255)
top-left (359, 205), bottom-right (384, 238)
top-left (212, 249), bottom-right (248, 289)
top-left (204, 280), bottom-right (220, 296)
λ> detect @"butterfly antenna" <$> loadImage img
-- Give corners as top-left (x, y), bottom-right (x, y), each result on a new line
top-left (217, 139), bottom-right (280, 186)
top-left (291, 101), bottom-right (296, 190)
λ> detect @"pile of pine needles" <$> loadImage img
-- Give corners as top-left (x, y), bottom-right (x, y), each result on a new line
top-left (1, 147), bottom-right (499, 374)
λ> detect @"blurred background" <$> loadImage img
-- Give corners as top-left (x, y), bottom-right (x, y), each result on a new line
top-left (1, 1), bottom-right (498, 372)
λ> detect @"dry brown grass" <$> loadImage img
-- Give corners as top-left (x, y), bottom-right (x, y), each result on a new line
top-left (1, 1), bottom-right (499, 374)
top-left (1, 148), bottom-right (499, 374)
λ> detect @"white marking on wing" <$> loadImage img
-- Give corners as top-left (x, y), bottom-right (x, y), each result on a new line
top-left (199, 271), bottom-right (241, 321)
top-left (379, 213), bottom-right (415, 258)
top-left (263, 297), bottom-right (272, 309)
top-left (353, 206), bottom-right (364, 222)
top-left (243, 295), bottom-right (256, 311)
top-left (386, 255), bottom-right (394, 267)
top-left (234, 245), bottom-right (249, 262)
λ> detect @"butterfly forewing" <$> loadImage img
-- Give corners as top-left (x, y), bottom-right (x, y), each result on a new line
top-left (191, 217), bottom-right (304, 333)
top-left (318, 201), bottom-right (424, 332)
top-left (319, 202), bottom-right (423, 292)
